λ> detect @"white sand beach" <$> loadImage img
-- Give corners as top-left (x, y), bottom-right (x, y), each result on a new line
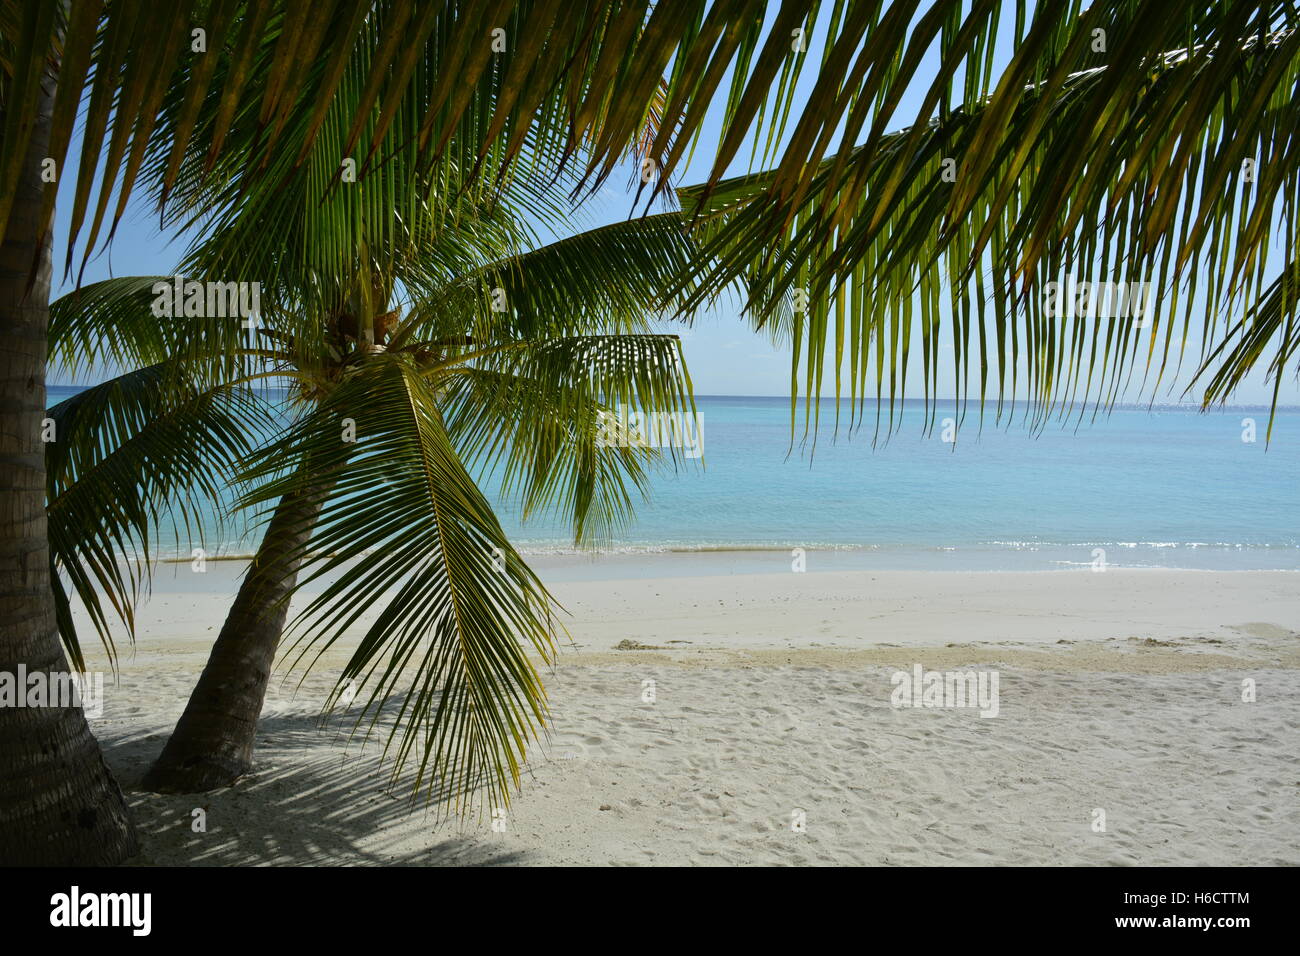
top-left (82, 562), bottom-right (1300, 866)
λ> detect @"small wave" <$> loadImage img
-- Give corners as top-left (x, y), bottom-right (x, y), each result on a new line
top-left (987, 539), bottom-right (1298, 550)
top-left (511, 542), bottom-right (875, 555)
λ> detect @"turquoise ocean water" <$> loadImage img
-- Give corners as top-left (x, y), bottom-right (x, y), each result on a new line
top-left (50, 388), bottom-right (1300, 572)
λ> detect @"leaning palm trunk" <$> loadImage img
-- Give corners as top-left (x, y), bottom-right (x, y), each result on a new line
top-left (142, 470), bottom-right (333, 793)
top-left (0, 64), bottom-right (138, 865)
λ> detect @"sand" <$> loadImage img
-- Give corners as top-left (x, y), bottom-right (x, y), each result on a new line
top-left (77, 563), bottom-right (1300, 866)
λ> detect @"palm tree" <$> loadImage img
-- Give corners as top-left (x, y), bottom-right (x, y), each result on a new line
top-left (50, 150), bottom-right (700, 806)
top-left (36, 0), bottom-right (713, 808)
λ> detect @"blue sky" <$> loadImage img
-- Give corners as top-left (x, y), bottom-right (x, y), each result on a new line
top-left (49, 5), bottom-right (1299, 406)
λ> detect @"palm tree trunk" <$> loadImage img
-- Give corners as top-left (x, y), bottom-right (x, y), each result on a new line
top-left (0, 60), bottom-right (138, 864)
top-left (141, 471), bottom-right (333, 793)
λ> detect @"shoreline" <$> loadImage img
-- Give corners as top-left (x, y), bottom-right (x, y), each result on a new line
top-left (150, 545), bottom-right (1300, 585)
top-left (113, 564), bottom-right (1300, 650)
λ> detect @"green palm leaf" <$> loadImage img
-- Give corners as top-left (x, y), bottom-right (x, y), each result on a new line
top-left (443, 332), bottom-right (696, 545)
top-left (675, 12), bottom-right (1300, 437)
top-left (46, 364), bottom-right (267, 668)
top-left (401, 212), bottom-right (702, 345)
top-left (237, 354), bottom-right (557, 810)
top-left (50, 274), bottom-right (261, 390)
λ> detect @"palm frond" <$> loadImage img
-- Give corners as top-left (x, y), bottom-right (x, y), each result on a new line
top-left (50, 274), bottom-right (264, 389)
top-left (0, 0), bottom-right (994, 285)
top-left (675, 9), bottom-right (1300, 438)
top-left (237, 354), bottom-right (557, 811)
top-left (46, 365), bottom-right (266, 667)
top-left (1196, 253), bottom-right (1300, 441)
top-left (400, 212), bottom-right (701, 344)
top-left (442, 332), bottom-right (697, 545)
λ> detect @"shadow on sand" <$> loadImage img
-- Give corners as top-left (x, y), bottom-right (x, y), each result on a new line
top-left (102, 704), bottom-right (533, 866)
